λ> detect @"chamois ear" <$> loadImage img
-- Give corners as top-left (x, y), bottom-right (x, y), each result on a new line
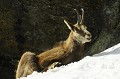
top-left (64, 19), bottom-right (74, 31)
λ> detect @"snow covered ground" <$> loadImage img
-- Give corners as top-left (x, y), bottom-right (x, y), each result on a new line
top-left (20, 43), bottom-right (120, 79)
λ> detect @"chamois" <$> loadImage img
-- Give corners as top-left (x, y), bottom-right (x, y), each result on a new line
top-left (16, 8), bottom-right (92, 79)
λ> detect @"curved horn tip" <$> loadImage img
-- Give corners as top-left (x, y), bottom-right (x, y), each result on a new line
top-left (81, 8), bottom-right (84, 12)
top-left (81, 8), bottom-right (84, 10)
top-left (74, 9), bottom-right (77, 11)
top-left (74, 9), bottom-right (78, 13)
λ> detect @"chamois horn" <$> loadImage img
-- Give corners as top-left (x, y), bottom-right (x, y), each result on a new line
top-left (74, 8), bottom-right (84, 25)
top-left (80, 8), bottom-right (84, 24)
top-left (74, 9), bottom-right (81, 25)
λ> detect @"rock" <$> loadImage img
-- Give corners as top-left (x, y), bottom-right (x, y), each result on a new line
top-left (85, 0), bottom-right (120, 55)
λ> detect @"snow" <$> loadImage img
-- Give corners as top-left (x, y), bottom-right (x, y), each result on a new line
top-left (20, 43), bottom-right (120, 79)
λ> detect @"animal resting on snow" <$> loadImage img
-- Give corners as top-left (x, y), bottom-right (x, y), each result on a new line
top-left (16, 8), bottom-right (92, 79)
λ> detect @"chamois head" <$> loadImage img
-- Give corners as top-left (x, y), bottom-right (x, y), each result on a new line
top-left (64, 8), bottom-right (92, 44)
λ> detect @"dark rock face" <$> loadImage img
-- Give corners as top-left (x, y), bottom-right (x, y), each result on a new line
top-left (86, 0), bottom-right (120, 55)
top-left (0, 0), bottom-right (120, 79)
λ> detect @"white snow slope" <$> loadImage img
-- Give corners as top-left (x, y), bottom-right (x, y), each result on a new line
top-left (20, 43), bottom-right (120, 79)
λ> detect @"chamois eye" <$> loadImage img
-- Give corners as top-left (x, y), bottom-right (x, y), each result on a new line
top-left (74, 27), bottom-right (83, 34)
top-left (74, 27), bottom-right (79, 32)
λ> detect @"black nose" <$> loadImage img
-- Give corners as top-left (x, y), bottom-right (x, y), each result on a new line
top-left (87, 34), bottom-right (92, 38)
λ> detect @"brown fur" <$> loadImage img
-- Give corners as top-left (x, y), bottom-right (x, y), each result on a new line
top-left (16, 8), bottom-right (92, 79)
top-left (37, 32), bottom-right (85, 68)
top-left (16, 52), bottom-right (42, 78)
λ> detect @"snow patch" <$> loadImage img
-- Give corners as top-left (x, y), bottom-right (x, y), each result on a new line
top-left (20, 43), bottom-right (120, 79)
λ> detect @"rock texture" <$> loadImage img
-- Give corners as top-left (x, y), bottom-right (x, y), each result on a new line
top-left (0, 0), bottom-right (120, 79)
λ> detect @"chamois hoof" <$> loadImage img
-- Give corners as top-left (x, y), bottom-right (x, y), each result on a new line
top-left (42, 62), bottom-right (61, 72)
top-left (48, 62), bottom-right (61, 69)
